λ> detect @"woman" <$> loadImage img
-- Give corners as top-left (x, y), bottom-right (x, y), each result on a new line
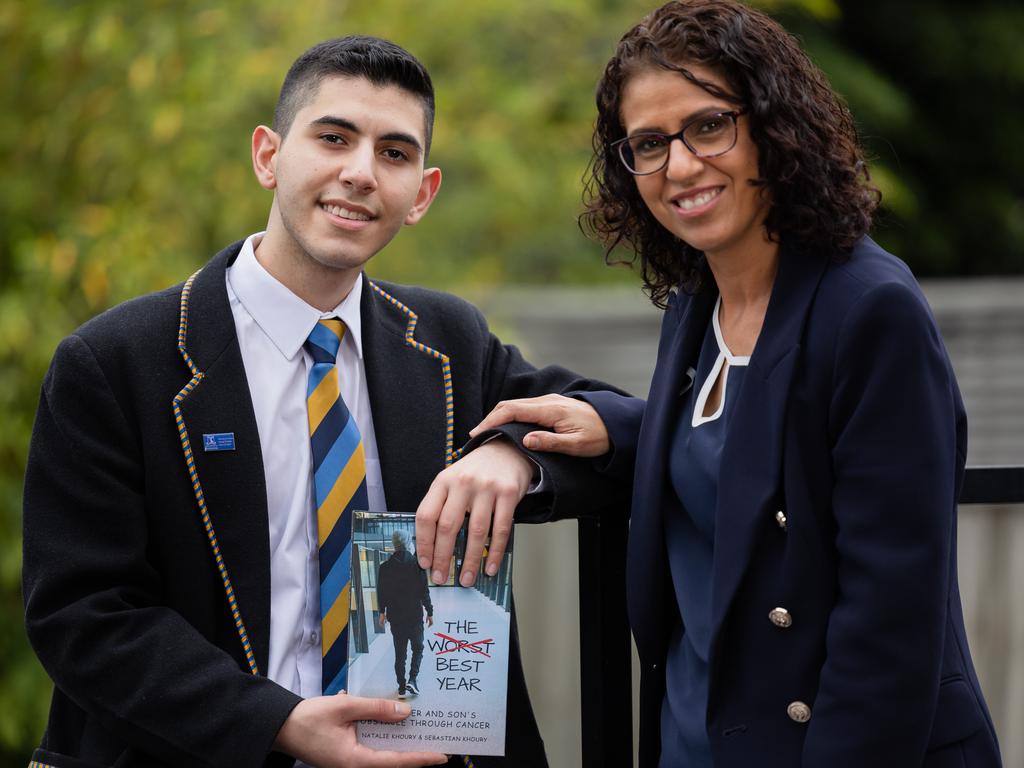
top-left (472, 1), bottom-right (1002, 765)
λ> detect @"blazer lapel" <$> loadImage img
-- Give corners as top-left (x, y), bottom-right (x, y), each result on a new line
top-left (709, 242), bottom-right (829, 648)
top-left (174, 243), bottom-right (273, 673)
top-left (627, 284), bottom-right (716, 659)
top-left (361, 278), bottom-right (449, 513)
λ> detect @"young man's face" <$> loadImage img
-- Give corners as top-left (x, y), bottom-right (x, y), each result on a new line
top-left (256, 75), bottom-right (439, 279)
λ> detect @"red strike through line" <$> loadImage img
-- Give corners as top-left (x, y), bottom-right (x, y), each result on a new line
top-left (433, 632), bottom-right (494, 657)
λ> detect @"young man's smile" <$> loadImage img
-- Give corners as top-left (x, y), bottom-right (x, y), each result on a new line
top-left (320, 199), bottom-right (376, 228)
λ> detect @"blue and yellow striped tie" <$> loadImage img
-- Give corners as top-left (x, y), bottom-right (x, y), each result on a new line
top-left (305, 318), bottom-right (368, 695)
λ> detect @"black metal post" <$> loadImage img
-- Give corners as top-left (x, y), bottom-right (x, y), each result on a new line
top-left (578, 511), bottom-right (633, 767)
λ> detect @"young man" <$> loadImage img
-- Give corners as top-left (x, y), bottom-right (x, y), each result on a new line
top-left (23, 37), bottom-right (615, 768)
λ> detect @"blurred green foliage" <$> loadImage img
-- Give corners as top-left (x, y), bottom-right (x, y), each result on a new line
top-left (0, 0), bottom-right (1021, 763)
top-left (784, 0), bottom-right (1024, 275)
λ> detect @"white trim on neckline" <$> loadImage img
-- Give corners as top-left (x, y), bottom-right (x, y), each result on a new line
top-left (691, 296), bottom-right (748, 427)
top-left (712, 295), bottom-right (751, 366)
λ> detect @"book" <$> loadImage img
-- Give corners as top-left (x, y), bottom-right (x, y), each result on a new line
top-left (347, 510), bottom-right (513, 756)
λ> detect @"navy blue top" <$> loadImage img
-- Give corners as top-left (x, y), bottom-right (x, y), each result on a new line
top-left (659, 300), bottom-right (748, 768)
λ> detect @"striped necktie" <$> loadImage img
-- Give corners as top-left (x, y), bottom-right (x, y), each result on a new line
top-left (305, 318), bottom-right (368, 695)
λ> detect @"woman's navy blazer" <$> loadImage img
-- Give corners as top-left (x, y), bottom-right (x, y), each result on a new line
top-left (582, 236), bottom-right (1002, 767)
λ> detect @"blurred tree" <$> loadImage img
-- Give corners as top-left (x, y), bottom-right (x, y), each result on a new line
top-left (774, 0), bottom-right (1024, 275)
top-left (0, 0), bottom-right (1019, 764)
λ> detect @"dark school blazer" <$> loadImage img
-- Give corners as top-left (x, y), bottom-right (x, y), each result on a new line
top-left (22, 240), bottom-right (619, 768)
top-left (578, 237), bottom-right (1002, 767)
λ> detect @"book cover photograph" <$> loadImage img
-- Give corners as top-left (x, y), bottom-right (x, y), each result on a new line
top-left (347, 511), bottom-right (513, 756)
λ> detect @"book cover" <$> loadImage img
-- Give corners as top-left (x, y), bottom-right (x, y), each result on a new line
top-left (347, 510), bottom-right (512, 756)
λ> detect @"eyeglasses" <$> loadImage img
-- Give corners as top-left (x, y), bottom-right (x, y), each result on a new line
top-left (611, 109), bottom-right (747, 176)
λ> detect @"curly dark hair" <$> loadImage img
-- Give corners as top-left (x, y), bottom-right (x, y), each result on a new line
top-left (582, 0), bottom-right (880, 307)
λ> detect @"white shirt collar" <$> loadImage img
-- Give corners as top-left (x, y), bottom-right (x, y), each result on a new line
top-left (228, 232), bottom-right (364, 361)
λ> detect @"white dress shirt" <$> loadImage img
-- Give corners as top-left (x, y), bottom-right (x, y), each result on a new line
top-left (225, 232), bottom-right (386, 699)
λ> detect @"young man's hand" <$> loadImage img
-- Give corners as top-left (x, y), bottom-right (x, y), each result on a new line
top-left (416, 438), bottom-right (532, 587)
top-left (273, 694), bottom-right (448, 767)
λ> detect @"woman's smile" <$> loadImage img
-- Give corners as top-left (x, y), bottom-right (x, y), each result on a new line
top-left (669, 185), bottom-right (724, 216)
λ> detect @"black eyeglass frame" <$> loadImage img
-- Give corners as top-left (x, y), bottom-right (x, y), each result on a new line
top-left (611, 109), bottom-right (748, 176)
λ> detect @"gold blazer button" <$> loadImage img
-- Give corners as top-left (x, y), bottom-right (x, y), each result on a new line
top-left (787, 701), bottom-right (812, 723)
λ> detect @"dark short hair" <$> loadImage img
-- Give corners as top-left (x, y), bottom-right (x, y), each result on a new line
top-left (582, 0), bottom-right (880, 307)
top-left (273, 36), bottom-right (436, 156)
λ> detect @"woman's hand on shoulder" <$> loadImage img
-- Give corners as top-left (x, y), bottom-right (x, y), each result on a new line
top-left (470, 394), bottom-right (610, 458)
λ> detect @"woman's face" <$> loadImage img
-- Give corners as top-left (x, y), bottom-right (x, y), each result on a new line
top-left (619, 63), bottom-right (770, 262)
